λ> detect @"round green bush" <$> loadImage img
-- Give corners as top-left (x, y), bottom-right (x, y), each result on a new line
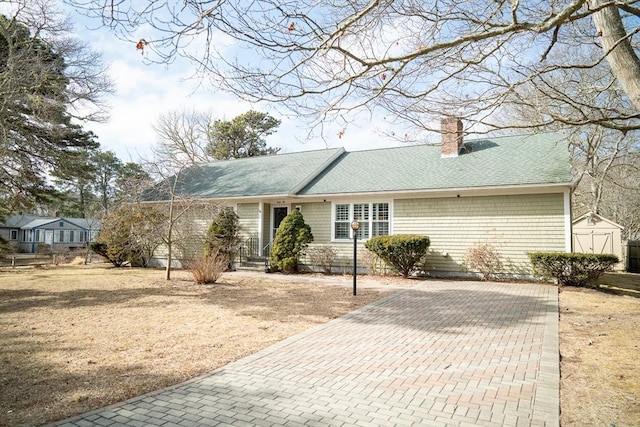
top-left (364, 234), bottom-right (430, 278)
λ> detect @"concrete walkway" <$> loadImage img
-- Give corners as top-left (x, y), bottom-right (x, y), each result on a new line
top-left (50, 279), bottom-right (559, 427)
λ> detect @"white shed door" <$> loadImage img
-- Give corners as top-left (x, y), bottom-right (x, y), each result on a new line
top-left (573, 233), bottom-right (613, 254)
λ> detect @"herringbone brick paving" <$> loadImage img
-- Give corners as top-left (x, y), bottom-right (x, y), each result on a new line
top-left (50, 279), bottom-right (558, 427)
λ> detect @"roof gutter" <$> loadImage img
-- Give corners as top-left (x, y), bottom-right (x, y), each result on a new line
top-left (294, 182), bottom-right (573, 200)
top-left (137, 182), bottom-right (572, 204)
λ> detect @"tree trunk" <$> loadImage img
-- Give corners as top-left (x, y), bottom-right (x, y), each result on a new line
top-left (165, 195), bottom-right (175, 281)
top-left (590, 178), bottom-right (601, 214)
top-left (165, 236), bottom-right (172, 280)
top-left (591, 0), bottom-right (640, 110)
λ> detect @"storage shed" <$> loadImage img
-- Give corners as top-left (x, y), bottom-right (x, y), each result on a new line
top-left (572, 212), bottom-right (625, 271)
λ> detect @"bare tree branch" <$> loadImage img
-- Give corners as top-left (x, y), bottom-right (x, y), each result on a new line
top-left (64, 1), bottom-right (640, 135)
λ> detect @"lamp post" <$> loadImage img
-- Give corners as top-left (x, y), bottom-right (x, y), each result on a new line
top-left (350, 220), bottom-right (360, 296)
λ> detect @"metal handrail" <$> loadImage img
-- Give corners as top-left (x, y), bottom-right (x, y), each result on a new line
top-left (238, 237), bottom-right (260, 264)
top-left (262, 240), bottom-right (273, 270)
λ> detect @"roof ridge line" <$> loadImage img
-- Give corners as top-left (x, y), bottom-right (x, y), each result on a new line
top-left (289, 147), bottom-right (346, 196)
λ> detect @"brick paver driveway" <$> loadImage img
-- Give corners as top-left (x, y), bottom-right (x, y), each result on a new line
top-left (51, 280), bottom-right (558, 427)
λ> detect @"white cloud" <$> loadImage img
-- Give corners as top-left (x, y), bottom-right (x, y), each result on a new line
top-left (66, 5), bottom-right (411, 163)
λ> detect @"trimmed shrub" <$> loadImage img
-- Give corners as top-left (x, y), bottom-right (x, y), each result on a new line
top-left (528, 252), bottom-right (619, 287)
top-left (204, 206), bottom-right (241, 263)
top-left (364, 234), bottom-right (430, 278)
top-left (463, 243), bottom-right (503, 280)
top-left (269, 210), bottom-right (313, 273)
top-left (187, 248), bottom-right (228, 284)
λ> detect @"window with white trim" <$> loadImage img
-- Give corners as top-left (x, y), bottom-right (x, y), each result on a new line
top-left (334, 204), bottom-right (350, 239)
top-left (353, 203), bottom-right (369, 238)
top-left (372, 202), bottom-right (389, 236)
top-left (333, 202), bottom-right (390, 240)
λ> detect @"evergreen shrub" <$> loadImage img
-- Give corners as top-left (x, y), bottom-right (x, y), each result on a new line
top-left (528, 252), bottom-right (619, 287)
top-left (269, 210), bottom-right (313, 273)
top-left (364, 234), bottom-right (430, 278)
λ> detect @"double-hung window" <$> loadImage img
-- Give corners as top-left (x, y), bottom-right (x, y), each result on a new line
top-left (353, 203), bottom-right (370, 238)
top-left (334, 204), bottom-right (350, 239)
top-left (333, 202), bottom-right (390, 240)
top-left (372, 203), bottom-right (390, 236)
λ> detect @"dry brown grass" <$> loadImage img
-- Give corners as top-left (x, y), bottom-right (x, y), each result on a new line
top-left (0, 265), bottom-right (389, 427)
top-left (1, 265), bottom-right (638, 426)
top-left (559, 282), bottom-right (640, 427)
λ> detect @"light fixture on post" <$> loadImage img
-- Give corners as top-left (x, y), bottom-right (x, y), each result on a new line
top-left (350, 220), bottom-right (360, 296)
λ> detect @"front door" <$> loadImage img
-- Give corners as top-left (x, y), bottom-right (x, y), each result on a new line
top-left (45, 230), bottom-right (54, 247)
top-left (272, 207), bottom-right (289, 240)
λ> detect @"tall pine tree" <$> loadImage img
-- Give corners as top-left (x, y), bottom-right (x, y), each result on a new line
top-left (0, 12), bottom-right (108, 219)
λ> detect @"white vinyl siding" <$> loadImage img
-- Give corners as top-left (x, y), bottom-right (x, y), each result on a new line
top-left (297, 202), bottom-right (331, 243)
top-left (238, 203), bottom-right (259, 238)
top-left (393, 193), bottom-right (566, 275)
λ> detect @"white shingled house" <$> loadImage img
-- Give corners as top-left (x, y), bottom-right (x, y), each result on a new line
top-left (145, 118), bottom-right (573, 277)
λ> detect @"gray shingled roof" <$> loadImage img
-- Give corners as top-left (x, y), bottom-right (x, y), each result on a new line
top-left (299, 133), bottom-right (571, 195)
top-left (0, 215), bottom-right (100, 230)
top-left (147, 133), bottom-right (570, 200)
top-left (1, 215), bottom-right (42, 228)
top-left (154, 148), bottom-right (345, 200)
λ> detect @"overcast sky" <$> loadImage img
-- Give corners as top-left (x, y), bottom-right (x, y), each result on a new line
top-left (65, 7), bottom-right (410, 163)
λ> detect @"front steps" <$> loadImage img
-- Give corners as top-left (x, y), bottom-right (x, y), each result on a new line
top-left (236, 256), bottom-right (268, 272)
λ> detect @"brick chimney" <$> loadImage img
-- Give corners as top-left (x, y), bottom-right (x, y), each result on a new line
top-left (441, 117), bottom-right (463, 158)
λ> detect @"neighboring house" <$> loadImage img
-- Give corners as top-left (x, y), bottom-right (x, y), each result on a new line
top-left (0, 214), bottom-right (101, 253)
top-left (147, 118), bottom-right (573, 277)
top-left (572, 212), bottom-right (626, 271)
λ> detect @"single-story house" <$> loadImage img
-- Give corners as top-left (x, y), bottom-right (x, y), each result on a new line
top-left (147, 118), bottom-right (573, 277)
top-left (572, 211), bottom-right (625, 271)
top-left (0, 214), bottom-right (101, 253)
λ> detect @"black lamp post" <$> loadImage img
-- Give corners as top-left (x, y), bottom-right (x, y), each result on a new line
top-left (350, 220), bottom-right (360, 296)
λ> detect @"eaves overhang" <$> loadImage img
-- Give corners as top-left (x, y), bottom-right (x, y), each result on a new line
top-left (293, 182), bottom-right (572, 200)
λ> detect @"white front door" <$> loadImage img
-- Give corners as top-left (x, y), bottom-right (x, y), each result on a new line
top-left (45, 230), bottom-right (54, 246)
